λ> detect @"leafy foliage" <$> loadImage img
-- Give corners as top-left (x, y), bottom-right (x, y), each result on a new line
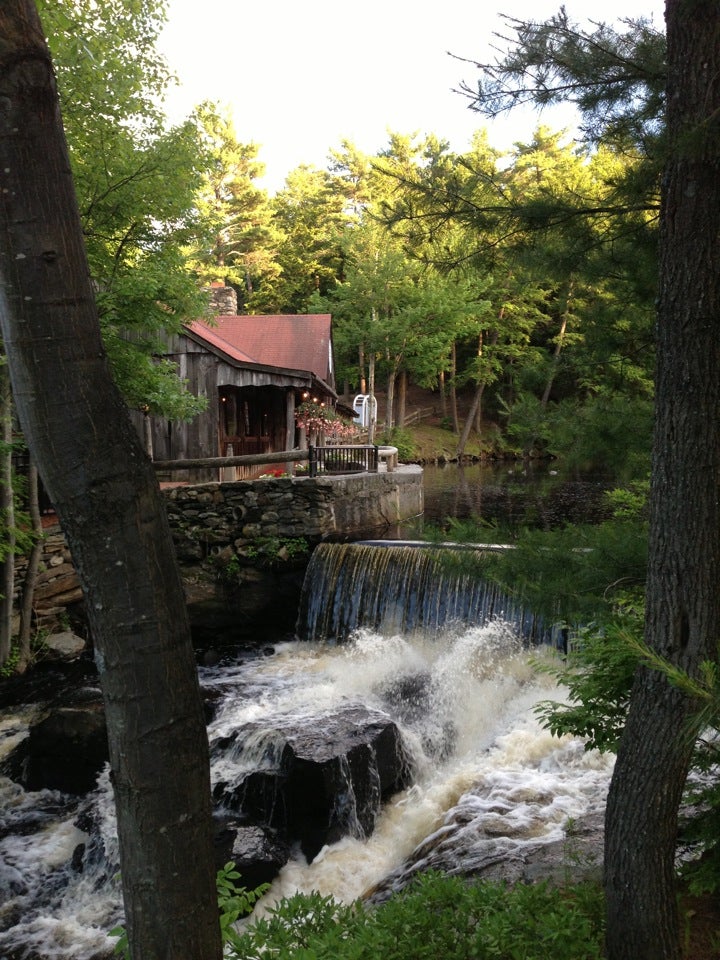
top-left (532, 590), bottom-right (720, 894)
top-left (534, 615), bottom-right (642, 753)
top-left (480, 515), bottom-right (647, 626)
top-left (377, 427), bottom-right (417, 462)
top-left (460, 10), bottom-right (666, 153)
top-left (184, 103), bottom-right (277, 309)
top-left (223, 872), bottom-right (605, 960)
top-left (507, 392), bottom-right (654, 480)
top-left (228, 537), bottom-right (311, 571)
top-left (38, 0), bottom-right (212, 418)
top-left (252, 165), bottom-right (349, 313)
top-left (216, 861), bottom-right (270, 951)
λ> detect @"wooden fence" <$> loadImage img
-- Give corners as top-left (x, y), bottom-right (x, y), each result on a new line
top-left (152, 444), bottom-right (397, 477)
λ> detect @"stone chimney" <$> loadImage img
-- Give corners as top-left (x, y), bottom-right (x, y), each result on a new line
top-left (207, 281), bottom-right (238, 316)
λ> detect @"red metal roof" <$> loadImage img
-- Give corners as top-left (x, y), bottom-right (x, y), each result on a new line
top-left (185, 319), bottom-right (256, 365)
top-left (186, 314), bottom-right (333, 385)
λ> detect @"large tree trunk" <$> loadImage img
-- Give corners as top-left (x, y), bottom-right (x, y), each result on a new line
top-left (604, 5), bottom-right (720, 959)
top-left (0, 6), bottom-right (221, 959)
top-left (0, 357), bottom-right (14, 667)
top-left (17, 459), bottom-right (42, 673)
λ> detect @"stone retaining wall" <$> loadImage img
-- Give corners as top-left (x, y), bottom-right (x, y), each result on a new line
top-left (13, 529), bottom-right (82, 633)
top-left (164, 466), bottom-right (424, 561)
top-left (19, 468), bottom-right (424, 643)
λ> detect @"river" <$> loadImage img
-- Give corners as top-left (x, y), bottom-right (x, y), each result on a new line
top-left (415, 461), bottom-right (612, 532)
top-left (0, 626), bottom-right (613, 960)
top-left (0, 461), bottom-right (615, 960)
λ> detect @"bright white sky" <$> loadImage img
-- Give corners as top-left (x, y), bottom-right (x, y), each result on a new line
top-left (158, 0), bottom-right (664, 193)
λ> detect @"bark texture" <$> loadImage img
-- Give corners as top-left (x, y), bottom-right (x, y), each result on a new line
top-left (18, 459), bottom-right (41, 672)
top-left (0, 5), bottom-right (221, 958)
top-left (0, 358), bottom-right (14, 665)
top-left (604, 4), bottom-right (720, 958)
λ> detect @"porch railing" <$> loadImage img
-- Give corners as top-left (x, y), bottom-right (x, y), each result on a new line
top-left (152, 444), bottom-right (395, 477)
top-left (308, 445), bottom-right (378, 477)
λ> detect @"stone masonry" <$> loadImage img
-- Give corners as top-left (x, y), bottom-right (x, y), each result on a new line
top-left (164, 467), bottom-right (423, 561)
top-left (18, 468), bottom-right (424, 640)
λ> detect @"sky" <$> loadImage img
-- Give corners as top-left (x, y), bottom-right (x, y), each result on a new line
top-left (158, 0), bottom-right (664, 193)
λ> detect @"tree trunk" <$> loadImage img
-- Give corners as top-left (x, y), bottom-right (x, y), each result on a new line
top-left (449, 342), bottom-right (459, 434)
top-left (385, 370), bottom-right (395, 433)
top-left (397, 369), bottom-right (407, 428)
top-left (474, 333), bottom-right (483, 437)
top-left (0, 7), bottom-right (221, 959)
top-left (457, 330), bottom-right (497, 459)
top-left (17, 460), bottom-right (42, 673)
top-left (142, 409), bottom-right (154, 458)
top-left (367, 350), bottom-right (376, 444)
top-left (0, 357), bottom-right (14, 667)
top-left (540, 307), bottom-right (569, 409)
top-left (439, 369), bottom-right (447, 421)
top-left (526, 300), bottom-right (570, 456)
top-left (456, 383), bottom-right (485, 460)
top-left (604, 5), bottom-right (720, 959)
top-left (359, 342), bottom-right (366, 394)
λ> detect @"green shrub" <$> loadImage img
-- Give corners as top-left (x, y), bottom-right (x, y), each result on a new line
top-left (217, 537), bottom-right (310, 577)
top-left (534, 612), bottom-right (720, 895)
top-left (533, 615), bottom-right (642, 753)
top-left (224, 872), bottom-right (605, 960)
top-left (216, 861), bottom-right (270, 952)
top-left (378, 427), bottom-right (417, 463)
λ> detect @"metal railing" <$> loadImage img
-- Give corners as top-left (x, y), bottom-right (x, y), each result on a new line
top-left (308, 445), bottom-right (378, 477)
top-left (152, 445), bottom-right (388, 478)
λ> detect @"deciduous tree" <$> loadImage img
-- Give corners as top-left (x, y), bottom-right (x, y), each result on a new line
top-left (38, 0), bottom-right (211, 420)
top-left (0, 4), bottom-right (221, 957)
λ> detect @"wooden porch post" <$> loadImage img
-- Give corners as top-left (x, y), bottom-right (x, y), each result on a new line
top-left (285, 391), bottom-right (296, 474)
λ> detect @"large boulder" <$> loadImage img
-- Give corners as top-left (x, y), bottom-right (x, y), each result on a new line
top-left (2, 701), bottom-right (108, 795)
top-left (43, 630), bottom-right (87, 660)
top-left (212, 705), bottom-right (414, 861)
top-left (213, 820), bottom-right (290, 889)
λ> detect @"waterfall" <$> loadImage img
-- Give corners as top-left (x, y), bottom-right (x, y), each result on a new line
top-left (0, 547), bottom-right (595, 960)
top-left (297, 542), bottom-right (562, 646)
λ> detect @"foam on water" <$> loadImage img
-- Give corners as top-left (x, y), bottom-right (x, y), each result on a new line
top-left (0, 623), bottom-right (613, 958)
top-left (0, 761), bottom-right (122, 960)
top-left (233, 623), bottom-right (613, 911)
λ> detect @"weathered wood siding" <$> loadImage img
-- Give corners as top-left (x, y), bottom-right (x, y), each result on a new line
top-left (130, 333), bottom-right (315, 483)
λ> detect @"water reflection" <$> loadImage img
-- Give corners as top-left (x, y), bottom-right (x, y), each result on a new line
top-left (414, 463), bottom-right (612, 534)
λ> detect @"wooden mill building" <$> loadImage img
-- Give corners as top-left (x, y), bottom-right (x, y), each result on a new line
top-left (142, 284), bottom-right (337, 482)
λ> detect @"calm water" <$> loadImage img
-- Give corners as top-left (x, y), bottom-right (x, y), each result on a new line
top-left (412, 462), bottom-right (612, 533)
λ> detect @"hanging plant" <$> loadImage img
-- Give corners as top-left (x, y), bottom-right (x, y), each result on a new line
top-left (295, 399), bottom-right (357, 441)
